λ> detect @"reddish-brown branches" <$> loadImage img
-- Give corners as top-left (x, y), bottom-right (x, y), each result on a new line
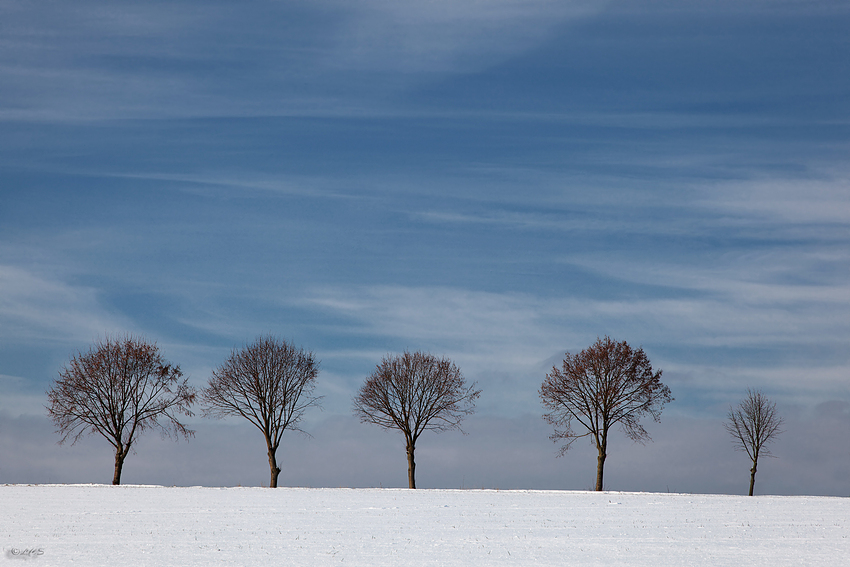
top-left (540, 336), bottom-right (672, 491)
top-left (46, 335), bottom-right (196, 485)
top-left (725, 389), bottom-right (783, 496)
top-left (353, 351), bottom-right (481, 489)
top-left (201, 335), bottom-right (321, 488)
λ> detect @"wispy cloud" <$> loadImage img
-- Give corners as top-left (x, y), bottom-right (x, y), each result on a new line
top-left (326, 0), bottom-right (605, 73)
top-left (0, 265), bottom-right (132, 344)
top-left (303, 280), bottom-right (849, 351)
top-left (301, 275), bottom-right (849, 411)
top-left (701, 173), bottom-right (850, 226)
top-left (0, 0), bottom-right (606, 122)
top-left (303, 285), bottom-right (568, 358)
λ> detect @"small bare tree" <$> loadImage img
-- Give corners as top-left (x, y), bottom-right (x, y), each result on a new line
top-left (353, 351), bottom-right (481, 489)
top-left (201, 335), bottom-right (321, 488)
top-left (46, 335), bottom-right (196, 485)
top-left (540, 336), bottom-right (672, 491)
top-left (725, 389), bottom-right (783, 496)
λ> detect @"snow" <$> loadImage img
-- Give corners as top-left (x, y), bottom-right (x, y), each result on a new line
top-left (1, 485), bottom-right (847, 566)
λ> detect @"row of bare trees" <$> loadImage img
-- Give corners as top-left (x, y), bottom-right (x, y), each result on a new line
top-left (47, 335), bottom-right (320, 486)
top-left (45, 335), bottom-right (479, 488)
top-left (539, 336), bottom-right (782, 495)
top-left (46, 334), bottom-right (781, 493)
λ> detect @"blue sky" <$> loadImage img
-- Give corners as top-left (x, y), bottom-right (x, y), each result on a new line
top-left (1, 0), bottom-right (848, 494)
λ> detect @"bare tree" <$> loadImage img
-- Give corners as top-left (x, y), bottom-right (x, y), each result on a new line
top-left (353, 351), bottom-right (481, 489)
top-left (540, 336), bottom-right (672, 491)
top-left (725, 389), bottom-right (783, 496)
top-left (46, 335), bottom-right (196, 485)
top-left (201, 335), bottom-right (321, 488)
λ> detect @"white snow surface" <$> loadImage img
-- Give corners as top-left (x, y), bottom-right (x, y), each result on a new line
top-left (1, 485), bottom-right (847, 566)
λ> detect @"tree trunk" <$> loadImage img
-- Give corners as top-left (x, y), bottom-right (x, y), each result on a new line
top-left (748, 456), bottom-right (758, 496)
top-left (406, 441), bottom-right (416, 489)
top-left (268, 446), bottom-right (281, 488)
top-left (595, 432), bottom-right (608, 491)
top-left (595, 448), bottom-right (606, 491)
top-left (113, 447), bottom-right (127, 485)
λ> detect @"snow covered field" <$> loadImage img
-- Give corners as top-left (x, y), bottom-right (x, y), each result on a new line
top-left (1, 485), bottom-right (847, 566)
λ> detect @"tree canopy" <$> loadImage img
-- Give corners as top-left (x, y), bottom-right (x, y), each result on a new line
top-left (46, 335), bottom-right (196, 485)
top-left (540, 336), bottom-right (672, 490)
top-left (201, 335), bottom-right (321, 487)
top-left (353, 351), bottom-right (480, 488)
